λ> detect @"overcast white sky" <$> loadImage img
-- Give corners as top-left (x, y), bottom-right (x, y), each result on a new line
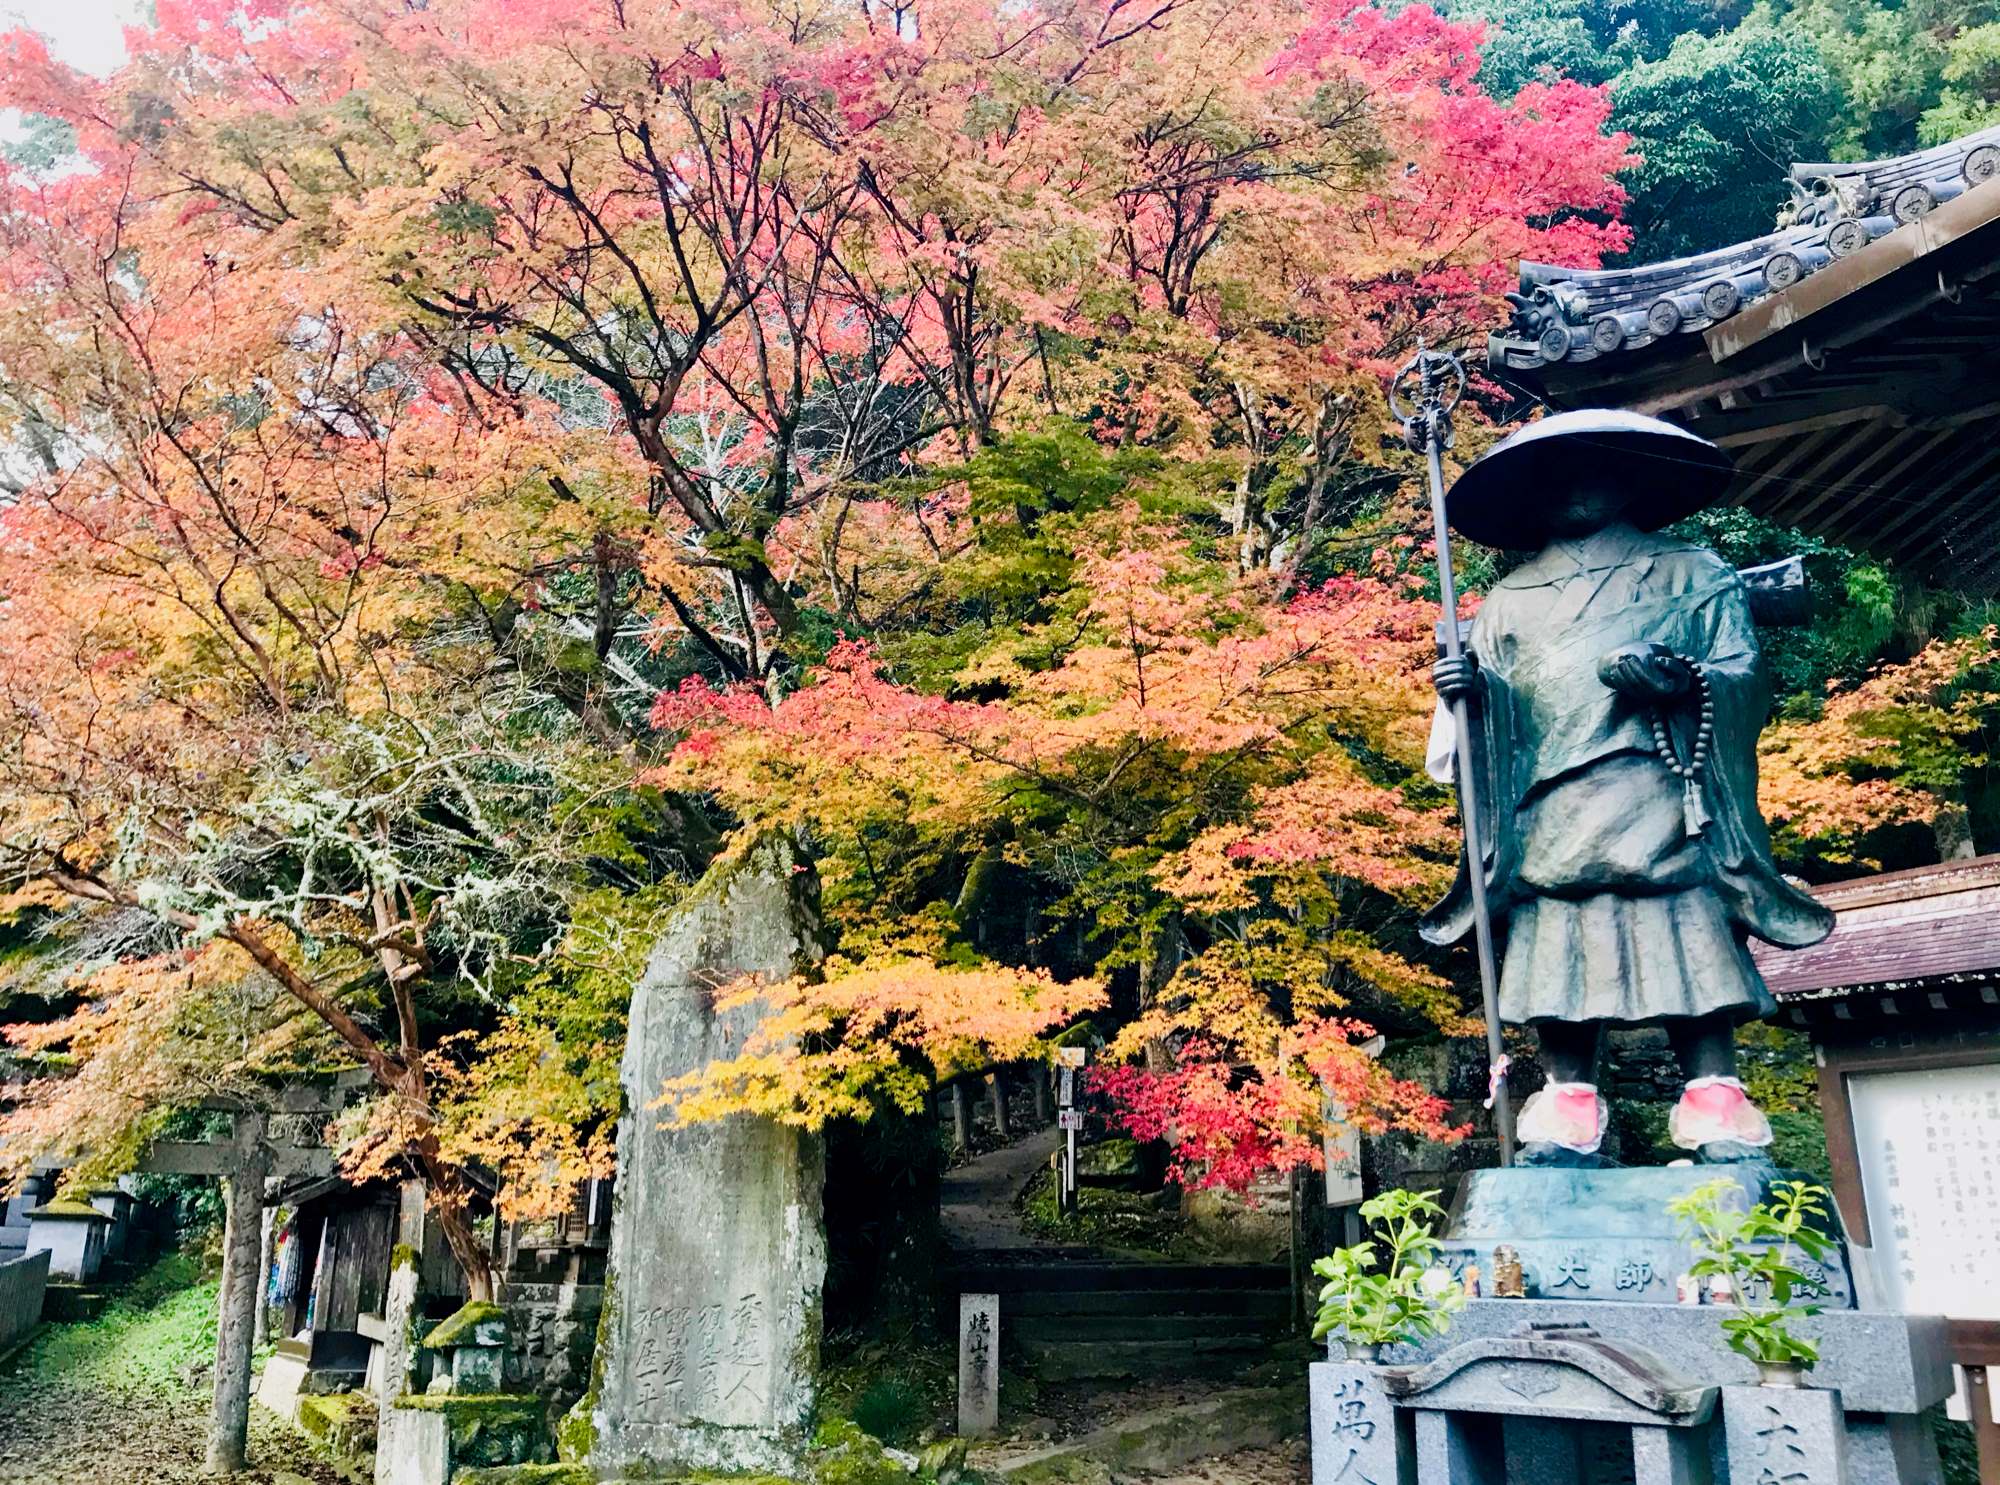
top-left (0, 0), bottom-right (144, 148)
top-left (5, 0), bottom-right (144, 76)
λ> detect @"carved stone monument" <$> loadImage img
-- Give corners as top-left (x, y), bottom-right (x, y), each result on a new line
top-left (584, 834), bottom-right (829, 1476)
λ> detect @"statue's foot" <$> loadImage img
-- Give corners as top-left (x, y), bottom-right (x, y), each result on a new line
top-left (1696, 1140), bottom-right (1777, 1167)
top-left (1670, 1076), bottom-right (1774, 1154)
top-left (1517, 1142), bottom-right (1620, 1169)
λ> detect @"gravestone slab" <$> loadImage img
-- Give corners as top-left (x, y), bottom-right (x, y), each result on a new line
top-left (588, 834), bottom-right (829, 1477)
top-left (376, 1404), bottom-right (449, 1485)
top-left (1631, 1423), bottom-right (1712, 1485)
top-left (368, 1259), bottom-right (421, 1408)
top-left (1503, 1416), bottom-right (1583, 1482)
top-left (25, 1202), bottom-right (109, 1282)
top-left (1720, 1385), bottom-right (1848, 1485)
top-left (958, 1293), bottom-right (999, 1437)
top-left (1308, 1362), bottom-right (1399, 1485)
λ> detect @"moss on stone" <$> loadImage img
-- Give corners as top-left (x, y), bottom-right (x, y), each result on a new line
top-left (453, 1467), bottom-right (593, 1485)
top-left (808, 1416), bottom-right (916, 1485)
top-left (297, 1392), bottom-right (378, 1458)
top-left (393, 1393), bottom-right (550, 1468)
top-left (422, 1299), bottom-right (510, 1349)
top-left (556, 1265), bottom-right (613, 1463)
top-left (391, 1243), bottom-right (420, 1274)
top-left (27, 1198), bottom-right (111, 1221)
top-left (394, 1392), bottom-right (542, 1417)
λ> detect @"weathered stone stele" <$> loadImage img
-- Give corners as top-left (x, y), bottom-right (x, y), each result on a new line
top-left (587, 834), bottom-right (830, 1476)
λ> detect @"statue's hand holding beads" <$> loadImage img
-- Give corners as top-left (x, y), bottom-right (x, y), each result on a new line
top-left (1596, 641), bottom-right (1694, 702)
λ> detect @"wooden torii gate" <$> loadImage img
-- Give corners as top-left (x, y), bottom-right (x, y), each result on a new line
top-left (132, 1074), bottom-right (358, 1475)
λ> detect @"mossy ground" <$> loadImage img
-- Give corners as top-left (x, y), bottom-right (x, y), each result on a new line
top-left (819, 1329), bottom-right (956, 1447)
top-left (1016, 1168), bottom-right (1182, 1256)
top-left (0, 1250), bottom-right (348, 1483)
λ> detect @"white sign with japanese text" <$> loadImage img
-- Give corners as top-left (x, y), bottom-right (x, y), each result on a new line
top-left (1850, 1062), bottom-right (2000, 1321)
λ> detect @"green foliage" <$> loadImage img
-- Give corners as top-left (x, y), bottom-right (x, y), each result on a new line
top-left (1613, 25), bottom-right (1840, 261)
top-left (1667, 1177), bottom-right (1838, 1368)
top-left (1735, 1021), bottom-right (1820, 1114)
top-left (0, 114), bottom-right (77, 173)
top-left (1018, 1167), bottom-right (1184, 1254)
top-left (810, 1416), bottom-right (920, 1485)
top-left (1310, 1188), bottom-right (1464, 1350)
top-left (1671, 508), bottom-right (1899, 707)
top-left (5, 1251), bottom-right (217, 1388)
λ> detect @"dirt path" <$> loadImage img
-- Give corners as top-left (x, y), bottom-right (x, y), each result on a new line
top-left (0, 1254), bottom-right (349, 1485)
top-left (940, 1126), bottom-right (1068, 1252)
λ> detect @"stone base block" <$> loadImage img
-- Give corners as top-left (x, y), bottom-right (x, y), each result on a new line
top-left (1722, 1385), bottom-right (1846, 1484)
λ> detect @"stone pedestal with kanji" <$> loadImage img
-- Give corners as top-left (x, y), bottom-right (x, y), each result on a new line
top-left (1308, 1302), bottom-right (1952, 1484)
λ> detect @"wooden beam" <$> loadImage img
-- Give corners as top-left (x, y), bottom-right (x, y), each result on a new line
top-left (136, 1140), bottom-right (331, 1181)
top-left (1883, 458), bottom-right (2000, 571)
top-left (1863, 438), bottom-right (2000, 551)
top-left (1733, 426), bottom-right (1846, 509)
top-left (1749, 419), bottom-right (1892, 526)
top-left (1705, 401), bottom-right (1903, 449)
top-left (1788, 428), bottom-right (1954, 536)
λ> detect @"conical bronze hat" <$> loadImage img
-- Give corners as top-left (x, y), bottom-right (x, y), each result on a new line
top-left (1445, 408), bottom-right (1734, 550)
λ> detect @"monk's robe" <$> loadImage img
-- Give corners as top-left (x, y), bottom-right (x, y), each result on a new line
top-left (1421, 523), bottom-right (1831, 1027)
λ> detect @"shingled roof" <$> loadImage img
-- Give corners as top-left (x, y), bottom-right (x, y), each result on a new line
top-left (1491, 123), bottom-right (2000, 373)
top-left (1481, 121), bottom-right (2000, 593)
top-left (1749, 853), bottom-right (2000, 999)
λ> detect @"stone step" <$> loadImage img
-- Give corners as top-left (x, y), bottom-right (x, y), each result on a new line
top-left (1008, 1310), bottom-right (1287, 1345)
top-left (1000, 1285), bottom-right (1291, 1319)
top-left (947, 1260), bottom-right (1289, 1293)
top-left (990, 1384), bottom-right (1306, 1481)
top-left (40, 1283), bottom-right (110, 1323)
top-left (1013, 1333), bottom-right (1279, 1382)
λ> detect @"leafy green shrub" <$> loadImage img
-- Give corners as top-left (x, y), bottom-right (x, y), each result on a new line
top-left (1668, 1177), bottom-right (1837, 1369)
top-left (1311, 1188), bottom-right (1463, 1352)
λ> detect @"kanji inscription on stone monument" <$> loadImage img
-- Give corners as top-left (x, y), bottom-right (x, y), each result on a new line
top-left (958, 1292), bottom-right (999, 1438)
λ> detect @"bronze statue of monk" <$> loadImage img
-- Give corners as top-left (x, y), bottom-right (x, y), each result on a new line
top-left (1420, 410), bottom-right (1833, 1167)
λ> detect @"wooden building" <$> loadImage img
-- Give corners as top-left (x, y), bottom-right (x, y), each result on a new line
top-left (1752, 855), bottom-right (2000, 1481)
top-left (1487, 120), bottom-right (2000, 592)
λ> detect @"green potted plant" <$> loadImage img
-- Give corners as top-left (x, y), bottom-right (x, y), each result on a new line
top-left (1667, 1176), bottom-right (1839, 1387)
top-left (1311, 1187), bottom-right (1465, 1362)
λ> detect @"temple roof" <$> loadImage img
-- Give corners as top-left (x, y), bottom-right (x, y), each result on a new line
top-left (1492, 124), bottom-right (2000, 374)
top-left (1750, 854), bottom-right (2000, 998)
top-left (1484, 122), bottom-right (2000, 593)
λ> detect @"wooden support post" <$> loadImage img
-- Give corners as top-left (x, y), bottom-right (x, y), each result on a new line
top-left (1968, 1364), bottom-right (2000, 1485)
top-left (207, 1113), bottom-right (269, 1475)
top-left (988, 1071), bottom-right (1012, 1141)
top-left (1031, 1066), bottom-right (1052, 1126)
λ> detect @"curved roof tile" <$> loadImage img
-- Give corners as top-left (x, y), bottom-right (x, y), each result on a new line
top-left (1490, 122), bottom-right (2000, 373)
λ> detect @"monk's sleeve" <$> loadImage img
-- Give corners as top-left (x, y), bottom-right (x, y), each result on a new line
top-left (1693, 570), bottom-right (1774, 873)
top-left (1420, 598), bottom-right (1520, 945)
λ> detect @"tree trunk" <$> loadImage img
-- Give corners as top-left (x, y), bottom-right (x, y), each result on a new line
top-left (414, 1143), bottom-right (494, 1302)
top-left (988, 1072), bottom-right (1012, 1141)
top-left (1032, 1067), bottom-right (1052, 1127)
top-left (207, 1122), bottom-right (269, 1476)
top-left (949, 1081), bottom-right (972, 1152)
